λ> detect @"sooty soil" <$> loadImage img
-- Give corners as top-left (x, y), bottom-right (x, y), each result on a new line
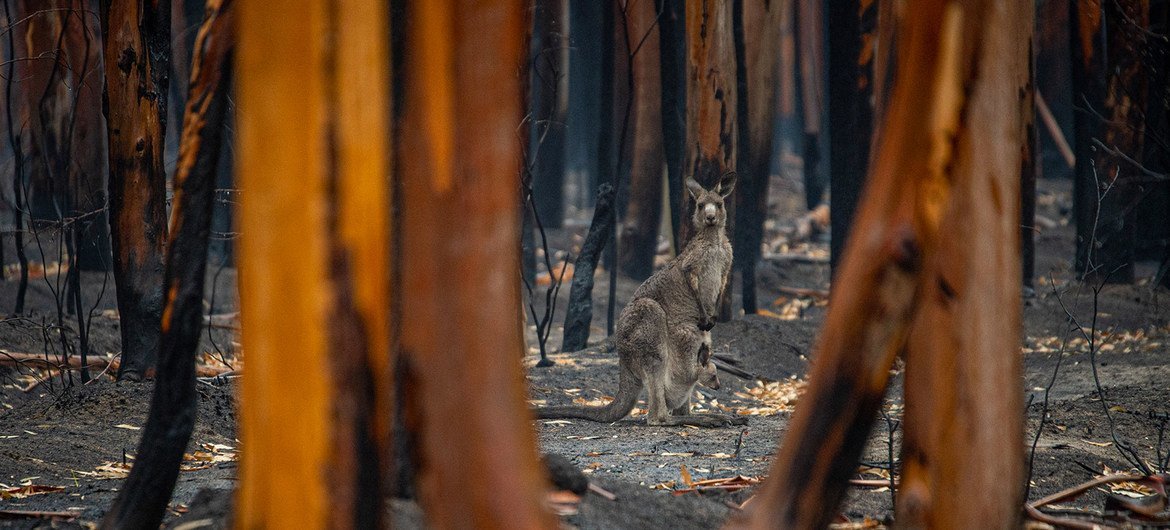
top-left (0, 176), bottom-right (1168, 528)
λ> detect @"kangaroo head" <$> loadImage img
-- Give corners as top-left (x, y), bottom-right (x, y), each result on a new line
top-left (686, 172), bottom-right (736, 229)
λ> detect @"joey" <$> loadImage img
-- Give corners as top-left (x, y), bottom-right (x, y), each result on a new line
top-left (534, 172), bottom-right (743, 428)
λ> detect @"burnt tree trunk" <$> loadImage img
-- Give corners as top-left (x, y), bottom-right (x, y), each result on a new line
top-left (733, 0), bottom-right (783, 314)
top-left (3, 0), bottom-right (29, 314)
top-left (1070, 0), bottom-right (1150, 283)
top-left (529, 0), bottom-right (568, 229)
top-left (658, 0), bottom-right (686, 253)
top-left (100, 1), bottom-right (233, 528)
top-left (682, 0), bottom-right (736, 321)
top-left (618, 0), bottom-right (664, 282)
top-left (736, 0), bottom-right (1031, 526)
top-left (100, 0), bottom-right (171, 379)
top-left (827, 0), bottom-right (878, 276)
top-left (562, 184), bottom-right (616, 352)
top-left (1022, 43), bottom-right (1038, 289)
top-left (567, 2), bottom-right (604, 207)
top-left (795, 0), bottom-right (825, 210)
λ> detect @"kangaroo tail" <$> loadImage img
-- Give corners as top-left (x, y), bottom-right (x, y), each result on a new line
top-left (534, 365), bottom-right (640, 423)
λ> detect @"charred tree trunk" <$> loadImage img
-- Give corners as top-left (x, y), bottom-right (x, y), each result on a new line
top-left (529, 0), bottom-right (568, 229)
top-left (562, 184), bottom-right (616, 352)
top-left (1022, 47), bottom-right (1038, 289)
top-left (100, 2), bottom-right (233, 527)
top-left (567, 2), bottom-right (604, 207)
top-left (1143, 0), bottom-right (1169, 281)
top-left (618, 0), bottom-right (664, 281)
top-left (736, 0), bottom-right (1031, 527)
top-left (795, 0), bottom-right (825, 211)
top-left (1036, 0), bottom-right (1076, 180)
top-left (2, 0), bottom-right (29, 314)
top-left (826, 0), bottom-right (878, 276)
top-left (236, 0), bottom-right (394, 525)
top-left (658, 0), bottom-right (685, 253)
top-left (733, 0), bottom-right (783, 314)
top-left (682, 0), bottom-right (736, 321)
top-left (392, 2), bottom-right (555, 526)
top-left (100, 0), bottom-right (171, 379)
top-left (1070, 0), bottom-right (1150, 284)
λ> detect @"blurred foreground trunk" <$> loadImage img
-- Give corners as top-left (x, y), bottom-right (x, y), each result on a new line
top-left (734, 0), bottom-right (1030, 527)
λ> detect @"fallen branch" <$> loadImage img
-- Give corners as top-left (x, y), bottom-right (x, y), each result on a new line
top-left (587, 482), bottom-right (617, 501)
top-left (0, 351), bottom-right (233, 378)
top-left (0, 509), bottom-right (79, 521)
top-left (761, 252), bottom-right (829, 264)
top-left (1028, 473), bottom-right (1157, 511)
top-left (774, 285), bottom-right (830, 300)
top-left (1035, 90), bottom-right (1075, 169)
top-left (1023, 504), bottom-right (1104, 530)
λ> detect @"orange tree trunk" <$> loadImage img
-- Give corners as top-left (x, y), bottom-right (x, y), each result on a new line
top-left (100, 0), bottom-right (170, 379)
top-left (733, 0), bottom-right (783, 314)
top-left (235, 0), bottom-right (393, 525)
top-left (897, 0), bottom-right (1032, 526)
top-left (100, 1), bottom-right (233, 527)
top-left (618, 0), bottom-right (665, 281)
top-left (393, 1), bottom-right (555, 527)
top-left (732, 0), bottom-right (1030, 527)
top-left (682, 0), bottom-right (736, 320)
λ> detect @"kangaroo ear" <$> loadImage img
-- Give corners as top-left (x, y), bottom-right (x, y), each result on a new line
top-left (717, 171), bottom-right (737, 197)
top-left (685, 177), bottom-right (704, 200)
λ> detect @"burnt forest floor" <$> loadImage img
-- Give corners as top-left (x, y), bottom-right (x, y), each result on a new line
top-left (0, 175), bottom-right (1167, 528)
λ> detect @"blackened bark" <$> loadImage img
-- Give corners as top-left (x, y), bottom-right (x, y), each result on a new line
top-left (1022, 46), bottom-right (1037, 289)
top-left (530, 0), bottom-right (568, 229)
top-left (795, 0), bottom-right (825, 211)
top-left (827, 0), bottom-right (876, 276)
top-left (100, 1), bottom-right (232, 527)
top-left (567, 2), bottom-right (603, 206)
top-left (1070, 0), bottom-right (1149, 284)
top-left (733, 0), bottom-right (782, 314)
top-left (101, 0), bottom-right (171, 379)
top-left (3, 0), bottom-right (29, 314)
top-left (562, 184), bottom-right (615, 352)
top-left (658, 0), bottom-right (685, 253)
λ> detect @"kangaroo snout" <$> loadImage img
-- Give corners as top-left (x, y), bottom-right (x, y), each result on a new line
top-left (703, 203), bottom-right (718, 225)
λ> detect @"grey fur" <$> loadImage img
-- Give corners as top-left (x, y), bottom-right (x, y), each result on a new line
top-left (535, 173), bottom-right (746, 428)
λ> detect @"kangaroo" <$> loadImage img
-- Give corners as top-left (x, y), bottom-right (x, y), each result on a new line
top-left (535, 172), bottom-right (745, 428)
